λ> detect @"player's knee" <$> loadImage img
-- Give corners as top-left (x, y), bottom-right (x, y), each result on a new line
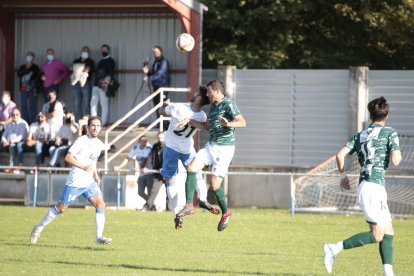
top-left (372, 229), bottom-right (385, 242)
top-left (187, 163), bottom-right (197, 172)
top-left (56, 203), bottom-right (66, 213)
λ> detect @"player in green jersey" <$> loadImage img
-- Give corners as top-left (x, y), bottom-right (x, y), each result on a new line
top-left (175, 80), bottom-right (246, 231)
top-left (324, 97), bottom-right (402, 275)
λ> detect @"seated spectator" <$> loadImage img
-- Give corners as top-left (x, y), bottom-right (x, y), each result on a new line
top-left (0, 91), bottom-right (17, 135)
top-left (42, 89), bottom-right (65, 141)
top-left (77, 114), bottom-right (89, 136)
top-left (26, 112), bottom-right (50, 167)
top-left (48, 112), bottom-right (79, 167)
top-left (1, 108), bottom-right (29, 172)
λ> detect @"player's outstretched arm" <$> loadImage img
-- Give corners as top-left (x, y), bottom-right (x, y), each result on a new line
top-left (65, 152), bottom-right (93, 172)
top-left (187, 119), bottom-right (209, 130)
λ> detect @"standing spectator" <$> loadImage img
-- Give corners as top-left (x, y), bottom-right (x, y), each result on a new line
top-left (70, 46), bottom-right (94, 120)
top-left (143, 45), bottom-right (170, 111)
top-left (146, 132), bottom-right (165, 211)
top-left (0, 91), bottom-right (17, 135)
top-left (42, 89), bottom-right (65, 142)
top-left (40, 48), bottom-right (69, 101)
top-left (114, 135), bottom-right (153, 211)
top-left (91, 44), bottom-right (115, 127)
top-left (26, 112), bottom-right (50, 167)
top-left (1, 108), bottom-right (29, 172)
top-left (17, 51), bottom-right (41, 124)
top-left (49, 112), bottom-right (79, 167)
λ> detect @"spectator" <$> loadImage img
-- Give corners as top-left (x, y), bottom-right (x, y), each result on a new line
top-left (146, 132), bottom-right (165, 211)
top-left (40, 48), bottom-right (69, 100)
top-left (91, 44), bottom-right (115, 127)
top-left (48, 112), bottom-right (79, 167)
top-left (17, 51), bottom-right (41, 124)
top-left (114, 135), bottom-right (153, 211)
top-left (70, 46), bottom-right (94, 120)
top-left (78, 115), bottom-right (89, 136)
top-left (26, 112), bottom-right (50, 167)
top-left (0, 91), bottom-right (17, 135)
top-left (1, 108), bottom-right (29, 172)
top-left (143, 45), bottom-right (170, 111)
top-left (42, 89), bottom-right (65, 141)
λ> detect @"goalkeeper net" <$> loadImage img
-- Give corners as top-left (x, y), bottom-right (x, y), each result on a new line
top-left (294, 135), bottom-right (414, 218)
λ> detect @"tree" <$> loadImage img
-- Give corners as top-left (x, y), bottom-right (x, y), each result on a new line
top-left (200, 0), bottom-right (414, 69)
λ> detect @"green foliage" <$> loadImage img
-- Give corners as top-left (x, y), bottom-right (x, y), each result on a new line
top-left (200, 0), bottom-right (414, 69)
top-left (1, 206), bottom-right (414, 275)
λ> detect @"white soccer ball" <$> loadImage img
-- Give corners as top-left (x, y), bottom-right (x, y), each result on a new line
top-left (176, 33), bottom-right (195, 52)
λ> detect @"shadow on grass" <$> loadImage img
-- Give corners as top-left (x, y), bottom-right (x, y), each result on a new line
top-left (0, 241), bottom-right (113, 251)
top-left (40, 259), bottom-right (302, 275)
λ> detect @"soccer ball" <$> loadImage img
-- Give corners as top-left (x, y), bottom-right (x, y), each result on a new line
top-left (176, 33), bottom-right (195, 52)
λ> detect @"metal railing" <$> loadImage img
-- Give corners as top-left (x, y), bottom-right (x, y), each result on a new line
top-left (104, 87), bottom-right (191, 171)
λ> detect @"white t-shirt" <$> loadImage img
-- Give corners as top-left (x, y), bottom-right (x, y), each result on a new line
top-left (29, 122), bottom-right (50, 143)
top-left (165, 103), bottom-right (207, 154)
top-left (128, 143), bottom-right (153, 170)
top-left (65, 135), bottom-right (109, 187)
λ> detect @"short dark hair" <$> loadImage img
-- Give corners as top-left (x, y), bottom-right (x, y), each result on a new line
top-left (48, 89), bottom-right (57, 95)
top-left (206, 80), bottom-right (225, 95)
top-left (101, 44), bottom-right (111, 51)
top-left (153, 45), bottom-right (163, 53)
top-left (2, 90), bottom-right (11, 97)
top-left (198, 86), bottom-right (210, 106)
top-left (88, 116), bottom-right (102, 126)
top-left (368, 96), bottom-right (389, 121)
top-left (139, 135), bottom-right (148, 142)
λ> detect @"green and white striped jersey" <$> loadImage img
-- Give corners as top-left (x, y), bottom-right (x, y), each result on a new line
top-left (208, 96), bottom-right (241, 146)
top-left (345, 123), bottom-right (400, 186)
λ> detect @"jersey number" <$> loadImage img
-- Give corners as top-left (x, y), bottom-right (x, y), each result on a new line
top-left (174, 125), bottom-right (196, 138)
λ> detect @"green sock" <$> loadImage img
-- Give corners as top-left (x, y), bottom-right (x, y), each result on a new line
top-left (213, 188), bottom-right (228, 214)
top-left (379, 234), bottom-right (393, 265)
top-left (185, 172), bottom-right (197, 204)
top-left (343, 231), bottom-right (377, 249)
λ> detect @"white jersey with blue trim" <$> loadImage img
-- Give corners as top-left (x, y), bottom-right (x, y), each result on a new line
top-left (127, 143), bottom-right (153, 169)
top-left (66, 135), bottom-right (109, 187)
top-left (165, 103), bottom-right (207, 154)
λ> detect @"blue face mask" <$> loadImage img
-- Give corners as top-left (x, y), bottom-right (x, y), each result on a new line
top-left (47, 55), bottom-right (54, 62)
top-left (81, 51), bottom-right (89, 59)
top-left (26, 55), bottom-right (34, 63)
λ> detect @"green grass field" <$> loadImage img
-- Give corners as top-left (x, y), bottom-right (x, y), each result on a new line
top-left (1, 206), bottom-right (413, 276)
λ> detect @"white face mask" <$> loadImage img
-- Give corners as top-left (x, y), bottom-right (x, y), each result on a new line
top-left (81, 51), bottom-right (89, 59)
top-left (26, 55), bottom-right (34, 63)
top-left (2, 97), bottom-right (10, 105)
top-left (47, 55), bottom-right (54, 62)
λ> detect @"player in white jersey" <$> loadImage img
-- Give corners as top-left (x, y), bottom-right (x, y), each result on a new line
top-left (30, 116), bottom-right (112, 245)
top-left (159, 86), bottom-right (220, 229)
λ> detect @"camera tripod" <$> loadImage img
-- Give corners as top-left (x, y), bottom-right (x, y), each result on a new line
top-left (130, 74), bottom-right (152, 110)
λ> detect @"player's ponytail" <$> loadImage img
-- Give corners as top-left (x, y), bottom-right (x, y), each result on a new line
top-left (368, 96), bottom-right (389, 121)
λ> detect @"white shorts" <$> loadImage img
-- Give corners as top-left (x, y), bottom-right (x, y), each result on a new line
top-left (196, 143), bottom-right (235, 178)
top-left (358, 180), bottom-right (392, 226)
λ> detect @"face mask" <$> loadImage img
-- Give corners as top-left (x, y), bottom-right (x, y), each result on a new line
top-left (102, 52), bottom-right (109, 57)
top-left (47, 55), bottom-right (54, 62)
top-left (2, 97), bottom-right (9, 105)
top-left (26, 55), bottom-right (33, 63)
top-left (81, 51), bottom-right (89, 59)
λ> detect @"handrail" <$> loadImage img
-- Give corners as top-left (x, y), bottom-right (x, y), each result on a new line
top-left (104, 87), bottom-right (191, 171)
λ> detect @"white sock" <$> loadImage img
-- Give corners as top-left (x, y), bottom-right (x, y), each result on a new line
top-left (167, 181), bottom-right (186, 216)
top-left (195, 171), bottom-right (207, 202)
top-left (37, 206), bottom-right (60, 230)
top-left (335, 241), bottom-right (344, 254)
top-left (383, 264), bottom-right (394, 276)
top-left (95, 208), bottom-right (105, 238)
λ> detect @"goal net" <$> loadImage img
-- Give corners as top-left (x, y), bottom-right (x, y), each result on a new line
top-left (294, 135), bottom-right (414, 218)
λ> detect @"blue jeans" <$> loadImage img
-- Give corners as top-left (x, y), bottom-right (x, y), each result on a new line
top-left (8, 142), bottom-right (25, 166)
top-left (26, 142), bottom-right (47, 165)
top-left (49, 145), bottom-right (69, 166)
top-left (20, 88), bottom-right (38, 124)
top-left (73, 82), bottom-right (91, 120)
